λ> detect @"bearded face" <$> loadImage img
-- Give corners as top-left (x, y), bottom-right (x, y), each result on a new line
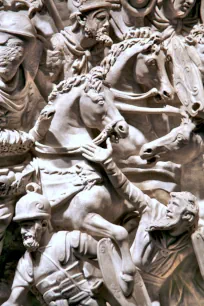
top-left (147, 194), bottom-right (195, 234)
top-left (20, 220), bottom-right (43, 253)
top-left (147, 211), bottom-right (182, 232)
top-left (0, 32), bottom-right (25, 82)
top-left (171, 0), bottom-right (196, 18)
top-left (83, 9), bottom-right (113, 47)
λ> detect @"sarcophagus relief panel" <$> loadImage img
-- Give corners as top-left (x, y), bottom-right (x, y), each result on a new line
top-left (0, 1), bottom-right (204, 306)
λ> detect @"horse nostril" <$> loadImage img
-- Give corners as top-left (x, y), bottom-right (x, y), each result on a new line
top-left (192, 102), bottom-right (201, 112)
top-left (115, 121), bottom-right (129, 138)
top-left (163, 91), bottom-right (170, 98)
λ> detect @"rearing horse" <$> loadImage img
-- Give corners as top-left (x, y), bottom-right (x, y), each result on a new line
top-left (101, 34), bottom-right (179, 168)
top-left (31, 67), bottom-right (137, 285)
top-left (100, 33), bottom-right (183, 198)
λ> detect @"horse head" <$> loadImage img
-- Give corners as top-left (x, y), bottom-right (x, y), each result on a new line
top-left (102, 32), bottom-right (175, 104)
top-left (139, 118), bottom-right (203, 165)
top-left (134, 36), bottom-right (175, 103)
top-left (79, 67), bottom-right (129, 143)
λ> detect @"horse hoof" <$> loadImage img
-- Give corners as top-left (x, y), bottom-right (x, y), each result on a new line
top-left (119, 272), bottom-right (134, 297)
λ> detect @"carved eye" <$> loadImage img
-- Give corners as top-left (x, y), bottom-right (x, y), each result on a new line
top-left (176, 134), bottom-right (184, 142)
top-left (166, 55), bottom-right (172, 62)
top-left (97, 15), bottom-right (106, 21)
top-left (146, 58), bottom-right (157, 66)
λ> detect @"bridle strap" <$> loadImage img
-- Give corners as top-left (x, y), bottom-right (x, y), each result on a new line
top-left (34, 119), bottom-right (124, 155)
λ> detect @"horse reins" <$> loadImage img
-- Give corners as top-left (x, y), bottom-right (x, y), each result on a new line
top-left (34, 119), bottom-right (124, 155)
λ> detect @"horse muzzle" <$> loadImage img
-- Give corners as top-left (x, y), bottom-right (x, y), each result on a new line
top-left (154, 84), bottom-right (175, 104)
top-left (112, 120), bottom-right (129, 141)
top-left (140, 143), bottom-right (161, 164)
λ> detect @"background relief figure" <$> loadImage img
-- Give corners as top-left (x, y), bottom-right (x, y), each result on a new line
top-left (0, 1), bottom-right (204, 306)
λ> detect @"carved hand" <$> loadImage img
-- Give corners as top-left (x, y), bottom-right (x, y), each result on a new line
top-left (81, 138), bottom-right (113, 164)
top-left (29, 104), bottom-right (55, 141)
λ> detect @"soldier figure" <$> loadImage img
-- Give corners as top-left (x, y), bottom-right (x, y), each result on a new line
top-left (2, 186), bottom-right (107, 306)
top-left (0, 11), bottom-right (46, 254)
top-left (37, 0), bottom-right (117, 99)
top-left (81, 139), bottom-right (200, 305)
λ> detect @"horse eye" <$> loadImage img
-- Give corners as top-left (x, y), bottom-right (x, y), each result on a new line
top-left (166, 55), bottom-right (172, 62)
top-left (146, 59), bottom-right (157, 66)
top-left (177, 134), bottom-right (184, 141)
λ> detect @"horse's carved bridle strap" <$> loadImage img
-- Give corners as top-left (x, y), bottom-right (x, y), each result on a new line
top-left (34, 119), bottom-right (123, 155)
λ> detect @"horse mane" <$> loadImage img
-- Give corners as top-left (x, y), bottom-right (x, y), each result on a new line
top-left (48, 74), bottom-right (86, 102)
top-left (101, 33), bottom-right (162, 75)
top-left (48, 66), bottom-right (106, 103)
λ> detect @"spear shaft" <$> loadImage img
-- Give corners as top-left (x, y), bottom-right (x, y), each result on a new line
top-left (44, 0), bottom-right (64, 31)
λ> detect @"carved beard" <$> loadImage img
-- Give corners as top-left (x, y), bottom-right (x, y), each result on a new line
top-left (84, 26), bottom-right (113, 47)
top-left (23, 233), bottom-right (40, 253)
top-left (0, 45), bottom-right (24, 77)
top-left (95, 27), bottom-right (113, 47)
top-left (146, 214), bottom-right (181, 232)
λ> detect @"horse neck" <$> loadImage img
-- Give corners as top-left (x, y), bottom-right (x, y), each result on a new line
top-left (179, 130), bottom-right (204, 199)
top-left (44, 88), bottom-right (93, 147)
top-left (115, 57), bottom-right (142, 94)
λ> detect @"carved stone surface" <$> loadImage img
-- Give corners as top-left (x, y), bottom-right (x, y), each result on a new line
top-left (0, 1), bottom-right (204, 306)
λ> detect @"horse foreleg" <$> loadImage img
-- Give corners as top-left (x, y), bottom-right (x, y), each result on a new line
top-left (82, 213), bottom-right (136, 282)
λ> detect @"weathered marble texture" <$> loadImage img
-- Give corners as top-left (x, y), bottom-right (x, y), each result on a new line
top-left (0, 1), bottom-right (204, 305)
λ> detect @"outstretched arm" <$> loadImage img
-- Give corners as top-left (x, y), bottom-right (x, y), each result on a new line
top-left (2, 286), bottom-right (28, 306)
top-left (81, 139), bottom-right (150, 214)
top-left (69, 231), bottom-right (99, 268)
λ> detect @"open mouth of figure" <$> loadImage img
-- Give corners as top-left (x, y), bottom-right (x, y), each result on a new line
top-left (110, 131), bottom-right (120, 143)
top-left (154, 94), bottom-right (163, 103)
top-left (182, 4), bottom-right (191, 11)
top-left (166, 210), bottom-right (173, 219)
top-left (140, 152), bottom-right (160, 164)
top-left (146, 156), bottom-right (158, 164)
top-left (23, 234), bottom-right (34, 241)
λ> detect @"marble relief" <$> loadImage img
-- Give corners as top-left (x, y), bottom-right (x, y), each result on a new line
top-left (0, 1), bottom-right (203, 305)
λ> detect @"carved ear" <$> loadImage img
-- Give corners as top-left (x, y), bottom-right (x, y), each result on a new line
top-left (41, 220), bottom-right (48, 229)
top-left (182, 212), bottom-right (194, 224)
top-left (76, 13), bottom-right (86, 26)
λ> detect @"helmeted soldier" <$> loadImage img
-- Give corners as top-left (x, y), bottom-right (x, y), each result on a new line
top-left (2, 185), bottom-right (107, 306)
top-left (81, 139), bottom-right (201, 306)
top-left (0, 11), bottom-right (46, 255)
top-left (0, 10), bottom-right (45, 131)
top-left (39, 0), bottom-right (117, 96)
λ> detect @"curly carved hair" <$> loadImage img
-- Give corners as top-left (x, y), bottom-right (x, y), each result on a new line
top-left (186, 24), bottom-right (204, 45)
top-left (48, 66), bottom-right (106, 102)
top-left (101, 32), bottom-right (163, 75)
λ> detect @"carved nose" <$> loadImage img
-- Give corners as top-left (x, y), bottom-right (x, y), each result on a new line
top-left (115, 121), bottom-right (129, 138)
